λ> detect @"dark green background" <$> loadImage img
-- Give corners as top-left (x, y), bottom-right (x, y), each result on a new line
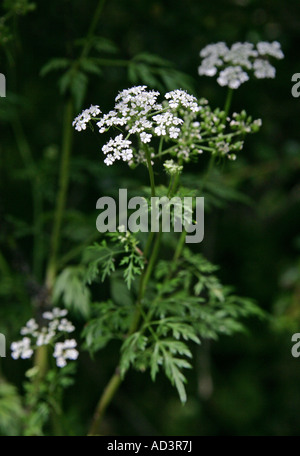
top-left (1, 0), bottom-right (300, 435)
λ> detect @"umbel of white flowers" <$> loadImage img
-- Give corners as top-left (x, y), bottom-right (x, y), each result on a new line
top-left (73, 86), bottom-right (200, 166)
top-left (73, 85), bottom-right (262, 166)
top-left (198, 41), bottom-right (284, 89)
top-left (11, 308), bottom-right (78, 368)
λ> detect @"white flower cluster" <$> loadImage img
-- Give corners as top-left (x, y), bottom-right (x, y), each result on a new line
top-left (11, 308), bottom-right (78, 368)
top-left (102, 134), bottom-right (133, 166)
top-left (165, 89), bottom-right (200, 112)
top-left (73, 86), bottom-right (201, 166)
top-left (217, 66), bottom-right (249, 89)
top-left (54, 339), bottom-right (78, 368)
top-left (198, 41), bottom-right (284, 89)
top-left (11, 337), bottom-right (33, 360)
top-left (72, 105), bottom-right (101, 131)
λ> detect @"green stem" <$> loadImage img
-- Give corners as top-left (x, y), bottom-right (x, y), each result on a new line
top-left (88, 145), bottom-right (163, 436)
top-left (137, 230), bottom-right (162, 308)
top-left (32, 345), bottom-right (49, 392)
top-left (173, 229), bottom-right (187, 263)
top-left (87, 151), bottom-right (189, 435)
top-left (88, 369), bottom-right (122, 436)
top-left (141, 146), bottom-right (157, 258)
top-left (45, 98), bottom-right (74, 290)
top-left (11, 117), bottom-right (44, 280)
top-left (88, 225), bottom-right (163, 436)
top-left (46, 0), bottom-right (107, 289)
top-left (224, 88), bottom-right (233, 117)
top-left (145, 146), bottom-right (156, 198)
top-left (199, 155), bottom-right (215, 195)
top-left (158, 137), bottom-right (163, 158)
top-left (80, 0), bottom-right (107, 59)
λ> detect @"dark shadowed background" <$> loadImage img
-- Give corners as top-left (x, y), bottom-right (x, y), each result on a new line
top-left (0, 0), bottom-right (300, 435)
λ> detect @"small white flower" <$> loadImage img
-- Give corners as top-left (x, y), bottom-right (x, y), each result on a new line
top-left (11, 337), bottom-right (33, 360)
top-left (253, 59), bottom-right (276, 79)
top-left (58, 318), bottom-right (75, 333)
top-left (200, 42), bottom-right (229, 58)
top-left (217, 66), bottom-right (249, 89)
top-left (20, 318), bottom-right (38, 336)
top-left (154, 126), bottom-right (166, 136)
top-left (72, 105), bottom-right (101, 131)
top-left (223, 42), bottom-right (257, 69)
top-left (54, 339), bottom-right (79, 368)
top-left (122, 149), bottom-right (133, 161)
top-left (56, 357), bottom-right (67, 368)
top-left (169, 126), bottom-right (180, 139)
top-left (257, 41), bottom-right (284, 59)
top-left (88, 105), bottom-right (101, 116)
top-left (165, 90), bottom-right (199, 112)
top-left (104, 154), bottom-right (115, 166)
top-left (43, 308), bottom-right (68, 320)
top-left (102, 134), bottom-right (133, 165)
top-left (140, 132), bottom-right (152, 143)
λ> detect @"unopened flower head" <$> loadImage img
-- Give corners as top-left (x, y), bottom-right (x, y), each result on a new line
top-left (163, 159), bottom-right (183, 176)
top-left (198, 41), bottom-right (284, 88)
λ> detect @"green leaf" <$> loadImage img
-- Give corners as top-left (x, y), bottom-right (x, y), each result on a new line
top-left (40, 58), bottom-right (71, 77)
top-left (0, 382), bottom-right (24, 436)
top-left (120, 332), bottom-right (148, 377)
top-left (53, 266), bottom-right (90, 318)
top-left (82, 301), bottom-right (133, 353)
top-left (83, 241), bottom-right (118, 284)
top-left (93, 37), bottom-right (118, 54)
top-left (80, 58), bottom-right (102, 76)
top-left (120, 252), bottom-right (144, 289)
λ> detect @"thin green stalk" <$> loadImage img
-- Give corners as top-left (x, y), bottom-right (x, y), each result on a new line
top-left (80, 0), bottom-right (107, 59)
top-left (199, 155), bottom-right (215, 195)
top-left (143, 231), bottom-right (155, 259)
top-left (145, 146), bottom-right (156, 198)
top-left (140, 171), bottom-right (185, 329)
top-left (198, 87), bottom-right (234, 202)
top-left (224, 87), bottom-right (233, 116)
top-left (46, 0), bottom-right (107, 289)
top-left (35, 0), bottom-right (107, 435)
top-left (45, 97), bottom-right (74, 290)
top-left (88, 225), bottom-right (163, 436)
top-left (137, 230), bottom-right (162, 309)
top-left (158, 137), bottom-right (163, 158)
top-left (173, 229), bottom-right (187, 262)
top-left (88, 144), bottom-right (164, 436)
top-left (141, 146), bottom-right (158, 258)
top-left (88, 369), bottom-right (122, 436)
top-left (11, 117), bottom-right (44, 280)
top-left (33, 345), bottom-right (48, 389)
top-left (197, 88), bottom-right (235, 200)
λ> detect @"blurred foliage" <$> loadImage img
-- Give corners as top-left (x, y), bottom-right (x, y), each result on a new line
top-left (0, 0), bottom-right (300, 436)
